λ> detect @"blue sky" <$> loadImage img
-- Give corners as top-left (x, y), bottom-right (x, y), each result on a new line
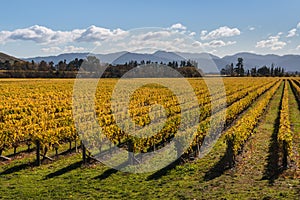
top-left (1, 0), bottom-right (300, 58)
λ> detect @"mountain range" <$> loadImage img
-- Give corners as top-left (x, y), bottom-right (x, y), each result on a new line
top-left (0, 52), bottom-right (23, 63)
top-left (21, 51), bottom-right (300, 73)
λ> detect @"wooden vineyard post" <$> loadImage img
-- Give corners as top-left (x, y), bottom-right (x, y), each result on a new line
top-left (128, 139), bottom-right (134, 165)
top-left (282, 141), bottom-right (288, 169)
top-left (197, 143), bottom-right (200, 158)
top-left (75, 140), bottom-right (78, 153)
top-left (196, 136), bottom-right (201, 158)
top-left (36, 140), bottom-right (41, 166)
top-left (69, 140), bottom-right (72, 153)
top-left (109, 142), bottom-right (112, 156)
top-left (13, 145), bottom-right (17, 156)
top-left (27, 143), bottom-right (31, 152)
top-left (54, 144), bottom-right (59, 157)
top-left (82, 141), bottom-right (87, 164)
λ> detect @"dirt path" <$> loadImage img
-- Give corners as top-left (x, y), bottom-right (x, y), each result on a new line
top-left (287, 81), bottom-right (300, 178)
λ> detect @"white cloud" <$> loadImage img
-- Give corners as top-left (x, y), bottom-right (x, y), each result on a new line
top-left (297, 22), bottom-right (300, 29)
top-left (189, 32), bottom-right (196, 36)
top-left (0, 31), bottom-right (10, 43)
top-left (249, 27), bottom-right (255, 31)
top-left (192, 41), bottom-right (202, 47)
top-left (191, 40), bottom-right (236, 48)
top-left (94, 41), bottom-right (102, 46)
top-left (0, 25), bottom-right (127, 44)
top-left (226, 41), bottom-right (237, 46)
top-left (200, 30), bottom-right (208, 37)
top-left (9, 25), bottom-right (55, 43)
top-left (296, 45), bottom-right (300, 50)
top-left (170, 23), bottom-right (187, 30)
top-left (6, 25), bottom-right (84, 44)
top-left (0, 24), bottom-right (236, 54)
top-left (204, 40), bottom-right (236, 48)
top-left (256, 34), bottom-right (286, 50)
top-left (41, 46), bottom-right (62, 53)
top-left (63, 46), bottom-right (86, 53)
top-left (76, 25), bottom-right (128, 42)
top-left (206, 40), bottom-right (226, 47)
top-left (133, 31), bottom-right (171, 41)
top-left (287, 28), bottom-right (297, 37)
top-left (200, 26), bottom-right (241, 40)
top-left (41, 46), bottom-right (85, 53)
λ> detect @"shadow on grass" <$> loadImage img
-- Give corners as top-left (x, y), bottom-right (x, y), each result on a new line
top-left (262, 89), bottom-right (283, 184)
top-left (45, 161), bottom-right (83, 179)
top-left (93, 161), bottom-right (129, 180)
top-left (203, 148), bottom-right (233, 181)
top-left (0, 162), bottom-right (33, 175)
top-left (94, 168), bottom-right (119, 180)
top-left (58, 146), bottom-right (80, 156)
top-left (146, 158), bottom-right (181, 181)
top-left (289, 80), bottom-right (300, 109)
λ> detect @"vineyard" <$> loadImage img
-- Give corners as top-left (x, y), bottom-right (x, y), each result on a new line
top-left (0, 77), bottom-right (299, 199)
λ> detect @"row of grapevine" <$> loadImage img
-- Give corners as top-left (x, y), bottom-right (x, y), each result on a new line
top-left (188, 79), bottom-right (280, 156)
top-left (0, 80), bottom-right (77, 165)
top-left (277, 80), bottom-right (293, 168)
top-left (0, 78), bottom-right (278, 166)
top-left (224, 80), bottom-right (281, 166)
top-left (290, 79), bottom-right (300, 100)
top-left (288, 79), bottom-right (300, 169)
top-left (80, 78), bottom-right (278, 161)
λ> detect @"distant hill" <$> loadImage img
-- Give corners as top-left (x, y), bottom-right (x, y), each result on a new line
top-left (23, 53), bottom-right (89, 64)
top-left (153, 50), bottom-right (186, 61)
top-left (0, 52), bottom-right (23, 63)
top-left (22, 51), bottom-right (300, 72)
top-left (221, 52), bottom-right (300, 72)
top-left (96, 51), bottom-right (128, 64)
top-left (176, 52), bottom-right (227, 72)
top-left (23, 52), bottom-right (129, 64)
top-left (112, 51), bottom-right (185, 65)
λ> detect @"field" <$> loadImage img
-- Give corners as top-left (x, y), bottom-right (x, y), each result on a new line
top-left (0, 77), bottom-right (300, 199)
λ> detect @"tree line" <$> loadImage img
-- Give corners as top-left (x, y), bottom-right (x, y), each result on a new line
top-left (220, 57), bottom-right (298, 77)
top-left (0, 56), bottom-right (202, 78)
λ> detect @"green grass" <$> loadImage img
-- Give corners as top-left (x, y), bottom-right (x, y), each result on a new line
top-left (288, 81), bottom-right (300, 175)
top-left (1, 82), bottom-right (300, 199)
